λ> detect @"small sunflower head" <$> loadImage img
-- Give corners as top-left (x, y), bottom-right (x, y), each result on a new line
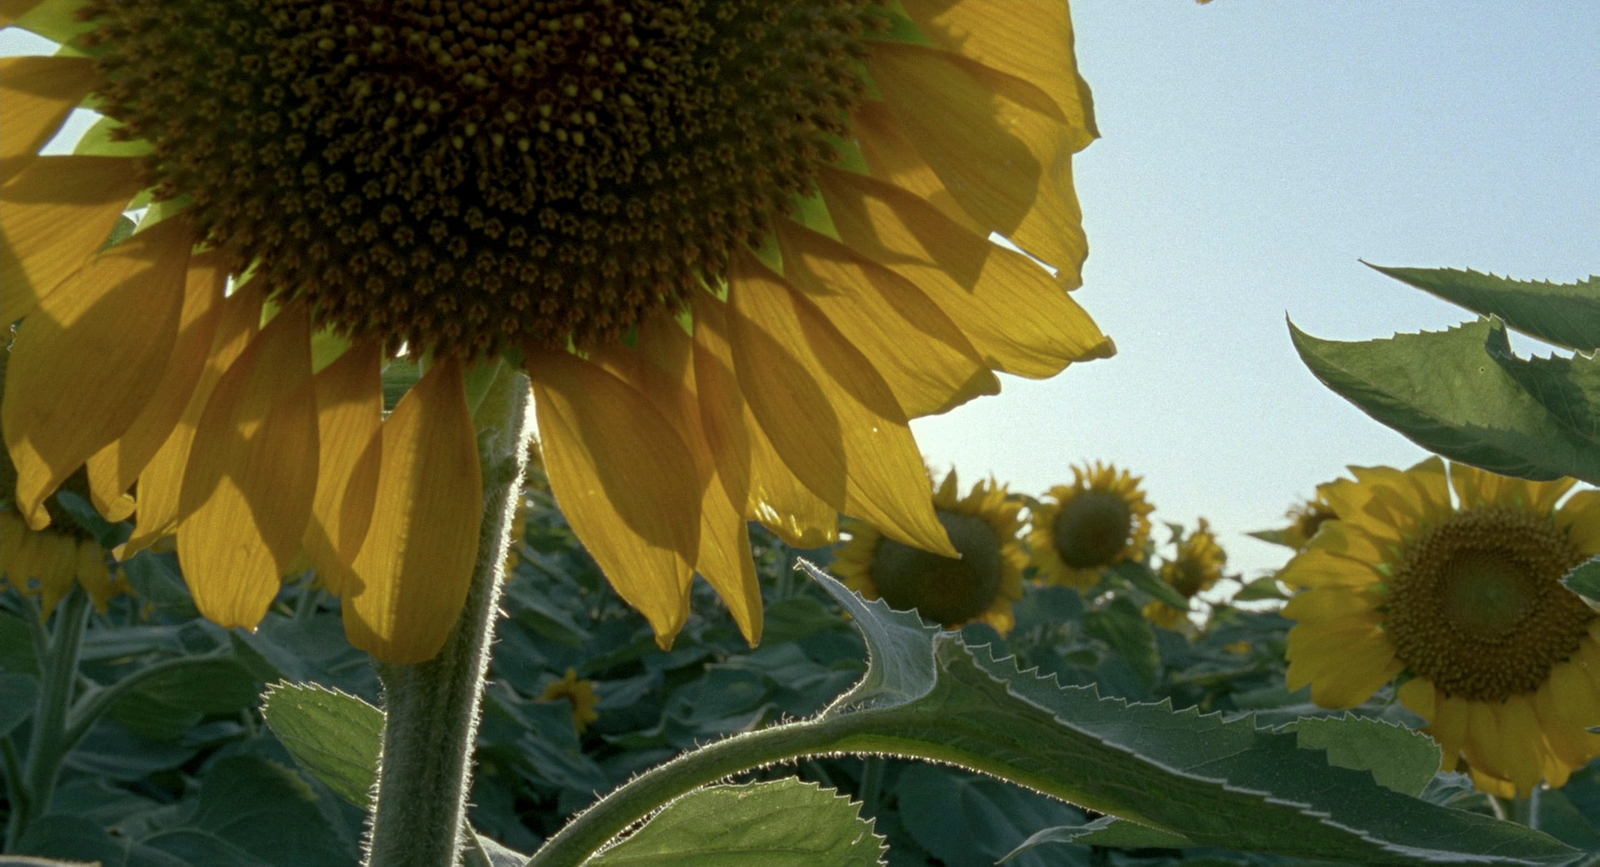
top-left (1280, 457), bottom-right (1600, 796)
top-left (540, 668), bottom-right (600, 734)
top-left (1249, 493), bottom-right (1337, 551)
top-left (832, 469), bottom-right (1026, 634)
top-left (1028, 462), bottom-right (1153, 588)
top-left (1144, 518), bottom-right (1227, 629)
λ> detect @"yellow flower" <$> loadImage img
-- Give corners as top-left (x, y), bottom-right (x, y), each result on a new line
top-left (1143, 518), bottom-right (1226, 629)
top-left (2, 1), bottom-right (1108, 663)
top-left (541, 668), bottom-right (601, 735)
top-left (0, 509), bottom-right (125, 619)
top-left (1028, 462), bottom-right (1154, 588)
top-left (1280, 457), bottom-right (1600, 797)
top-left (1250, 493), bottom-right (1337, 551)
top-left (832, 469), bottom-right (1026, 634)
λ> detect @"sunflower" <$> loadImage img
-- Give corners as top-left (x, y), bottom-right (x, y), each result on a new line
top-left (1280, 457), bottom-right (1600, 797)
top-left (2, 1), bottom-right (1108, 663)
top-left (1028, 461), bottom-right (1153, 588)
top-left (832, 469), bottom-right (1026, 634)
top-left (1143, 518), bottom-right (1226, 629)
top-left (1249, 492), bottom-right (1337, 551)
top-left (541, 667), bottom-right (601, 735)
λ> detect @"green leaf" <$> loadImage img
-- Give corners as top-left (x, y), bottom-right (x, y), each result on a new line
top-left (1003, 815), bottom-right (1193, 862)
top-left (797, 561), bottom-right (1575, 865)
top-left (467, 830), bottom-right (534, 867)
top-left (895, 765), bottom-right (1083, 867)
top-left (1082, 596), bottom-right (1160, 688)
top-left (1232, 575), bottom-right (1288, 602)
top-left (261, 681), bottom-right (383, 808)
top-left (1563, 556), bottom-right (1600, 612)
top-left (1290, 317), bottom-right (1600, 484)
top-left (190, 755), bottom-right (355, 867)
top-left (110, 658), bottom-right (260, 741)
top-left (585, 779), bottom-right (884, 867)
top-left (1488, 338), bottom-right (1600, 456)
top-left (1367, 264), bottom-right (1600, 351)
top-left (1278, 715), bottom-right (1441, 797)
top-left (1108, 560), bottom-right (1188, 609)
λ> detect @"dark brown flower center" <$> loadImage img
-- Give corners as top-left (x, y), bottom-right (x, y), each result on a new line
top-left (870, 509), bottom-right (1002, 628)
top-left (83, 0), bottom-right (881, 356)
top-left (1382, 506), bottom-right (1592, 701)
top-left (1052, 489), bottom-right (1133, 569)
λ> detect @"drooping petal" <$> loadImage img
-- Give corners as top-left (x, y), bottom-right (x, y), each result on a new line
top-left (529, 347), bottom-right (699, 644)
top-left (775, 218), bottom-right (998, 417)
top-left (86, 248), bottom-right (230, 521)
top-left (177, 303), bottom-right (318, 630)
top-left (120, 284), bottom-right (264, 556)
top-left (817, 166), bottom-right (1111, 378)
top-left (1, 156), bottom-right (143, 326)
top-left (863, 42), bottom-right (1088, 280)
top-left (302, 339), bottom-right (383, 597)
top-left (850, 99), bottom-right (980, 233)
top-left (692, 293), bottom-right (837, 549)
top-left (725, 252), bottom-right (953, 556)
top-left (344, 356), bottom-right (482, 663)
top-left (3, 216), bottom-right (190, 529)
top-left (0, 55), bottom-right (98, 184)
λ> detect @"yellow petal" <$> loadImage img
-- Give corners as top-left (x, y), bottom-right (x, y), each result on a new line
top-left (775, 219), bottom-right (997, 418)
top-left (595, 318), bottom-right (763, 644)
top-left (86, 249), bottom-right (230, 521)
top-left (4, 216), bottom-right (190, 529)
top-left (1492, 696), bottom-right (1546, 796)
top-left (1463, 699), bottom-right (1507, 781)
top-left (900, 0), bottom-right (1097, 144)
top-left (73, 538), bottom-right (117, 612)
top-left (0, 56), bottom-right (97, 184)
top-left (864, 41), bottom-right (1087, 281)
top-left (691, 293), bottom-right (837, 548)
top-left (817, 166), bottom-right (1111, 378)
top-left (1397, 677), bottom-right (1437, 724)
top-left (1278, 547), bottom-right (1384, 589)
top-left (1429, 691), bottom-right (1470, 772)
top-left (344, 356), bottom-right (482, 663)
top-left (120, 284), bottom-right (264, 556)
top-left (726, 252), bottom-right (954, 556)
top-left (1557, 490), bottom-right (1600, 553)
top-left (1, 156), bottom-right (143, 326)
top-left (1281, 586), bottom-right (1377, 623)
top-left (0, 0), bottom-right (46, 27)
top-left (302, 340), bottom-right (383, 597)
top-left (177, 304), bottom-right (318, 630)
top-left (528, 347), bottom-right (699, 645)
top-left (850, 100), bottom-right (981, 233)
top-left (34, 532), bottom-right (78, 620)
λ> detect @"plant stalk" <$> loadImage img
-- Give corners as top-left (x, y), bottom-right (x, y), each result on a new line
top-left (5, 586), bottom-right (91, 850)
top-left (362, 365), bottom-right (534, 867)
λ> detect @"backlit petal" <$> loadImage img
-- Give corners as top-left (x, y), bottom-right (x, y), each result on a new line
top-left (818, 166), bottom-right (1111, 378)
top-left (86, 248), bottom-right (229, 521)
top-left (1, 156), bottom-right (142, 326)
top-left (177, 304), bottom-right (317, 630)
top-left (0, 56), bottom-right (98, 184)
top-left (726, 252), bottom-right (954, 556)
top-left (530, 348), bottom-right (699, 645)
top-left (345, 357), bottom-right (482, 663)
top-left (302, 340), bottom-right (383, 597)
top-left (4, 216), bottom-right (190, 528)
top-left (864, 42), bottom-right (1087, 281)
top-left (776, 219), bottom-right (997, 417)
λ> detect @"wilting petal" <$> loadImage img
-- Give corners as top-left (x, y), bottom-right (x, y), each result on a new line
top-left (177, 304), bottom-right (317, 630)
top-left (121, 283), bottom-right (264, 556)
top-left (4, 216), bottom-right (190, 529)
top-left (302, 340), bottom-right (383, 597)
top-left (87, 248), bottom-right (230, 521)
top-left (344, 356), bottom-right (482, 663)
top-left (1, 156), bottom-right (143, 326)
top-left (865, 42), bottom-right (1087, 280)
top-left (529, 347), bottom-right (700, 644)
top-left (818, 166), bottom-right (1111, 378)
top-left (776, 219), bottom-right (998, 417)
top-left (692, 293), bottom-right (836, 549)
top-left (726, 252), bottom-right (953, 556)
top-left (0, 56), bottom-right (98, 184)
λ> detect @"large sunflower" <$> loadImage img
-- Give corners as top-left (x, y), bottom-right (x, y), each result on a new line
top-left (1280, 457), bottom-right (1600, 797)
top-left (1, 1), bottom-right (1109, 663)
top-left (1143, 518), bottom-right (1226, 630)
top-left (1028, 461), bottom-right (1153, 588)
top-left (832, 469), bottom-right (1026, 634)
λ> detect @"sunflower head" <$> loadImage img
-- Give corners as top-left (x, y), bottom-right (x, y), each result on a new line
top-left (1250, 493), bottom-right (1337, 551)
top-left (832, 469), bottom-right (1026, 634)
top-left (1143, 518), bottom-right (1227, 629)
top-left (1279, 457), bottom-right (1600, 796)
top-left (1028, 462), bottom-right (1153, 588)
top-left (540, 667), bottom-right (600, 734)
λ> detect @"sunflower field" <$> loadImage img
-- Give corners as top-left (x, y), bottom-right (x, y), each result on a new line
top-left (3, 1), bottom-right (1599, 865)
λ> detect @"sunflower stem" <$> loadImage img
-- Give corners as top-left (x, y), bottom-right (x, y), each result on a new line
top-left (362, 364), bottom-right (533, 867)
top-left (5, 585), bottom-right (90, 850)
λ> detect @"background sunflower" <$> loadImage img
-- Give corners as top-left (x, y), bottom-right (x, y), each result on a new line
top-left (1143, 518), bottom-right (1227, 630)
top-left (1028, 461), bottom-right (1153, 588)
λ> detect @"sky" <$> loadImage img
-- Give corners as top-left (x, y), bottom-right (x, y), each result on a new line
top-left (910, 3), bottom-right (1600, 580)
top-left (5, 6), bottom-right (1596, 583)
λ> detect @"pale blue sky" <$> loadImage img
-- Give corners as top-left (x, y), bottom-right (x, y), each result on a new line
top-left (912, 3), bottom-right (1600, 579)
